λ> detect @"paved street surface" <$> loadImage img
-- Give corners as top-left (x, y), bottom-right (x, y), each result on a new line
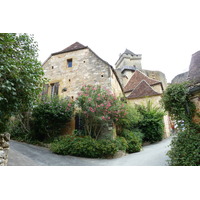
top-left (8, 137), bottom-right (172, 166)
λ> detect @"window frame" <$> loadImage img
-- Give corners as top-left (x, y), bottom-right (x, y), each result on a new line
top-left (67, 58), bottom-right (73, 68)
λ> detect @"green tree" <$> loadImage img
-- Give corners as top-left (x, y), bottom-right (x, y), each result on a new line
top-left (76, 85), bottom-right (127, 139)
top-left (0, 33), bottom-right (45, 132)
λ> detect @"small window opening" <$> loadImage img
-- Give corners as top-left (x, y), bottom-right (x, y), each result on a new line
top-left (71, 96), bottom-right (74, 100)
top-left (69, 79), bottom-right (71, 82)
top-left (101, 74), bottom-right (104, 77)
top-left (52, 66), bottom-right (54, 69)
top-left (67, 59), bottom-right (73, 67)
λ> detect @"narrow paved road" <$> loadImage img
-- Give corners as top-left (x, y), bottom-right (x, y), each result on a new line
top-left (8, 137), bottom-right (172, 166)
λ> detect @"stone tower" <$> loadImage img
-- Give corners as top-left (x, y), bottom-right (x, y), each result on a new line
top-left (115, 49), bottom-right (142, 87)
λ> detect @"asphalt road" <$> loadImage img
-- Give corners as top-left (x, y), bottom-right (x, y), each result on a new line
top-left (7, 137), bottom-right (172, 166)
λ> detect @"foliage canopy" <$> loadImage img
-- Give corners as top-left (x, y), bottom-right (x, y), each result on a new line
top-left (0, 33), bottom-right (45, 132)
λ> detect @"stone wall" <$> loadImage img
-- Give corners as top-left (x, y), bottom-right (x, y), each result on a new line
top-left (43, 48), bottom-right (123, 99)
top-left (0, 133), bottom-right (10, 166)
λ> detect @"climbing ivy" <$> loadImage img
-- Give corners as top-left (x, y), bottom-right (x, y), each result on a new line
top-left (161, 82), bottom-right (200, 166)
top-left (161, 82), bottom-right (196, 129)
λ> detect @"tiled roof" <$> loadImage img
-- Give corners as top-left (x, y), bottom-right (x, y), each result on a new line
top-left (52, 42), bottom-right (87, 55)
top-left (124, 70), bottom-right (161, 92)
top-left (127, 80), bottom-right (161, 99)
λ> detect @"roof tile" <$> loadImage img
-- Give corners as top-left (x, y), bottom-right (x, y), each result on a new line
top-left (124, 70), bottom-right (161, 92)
top-left (127, 80), bottom-right (161, 99)
top-left (52, 42), bottom-right (87, 55)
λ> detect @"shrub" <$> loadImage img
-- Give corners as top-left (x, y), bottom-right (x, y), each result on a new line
top-left (136, 101), bottom-right (165, 143)
top-left (120, 129), bottom-right (142, 153)
top-left (50, 135), bottom-right (128, 158)
top-left (167, 128), bottom-right (200, 166)
top-left (76, 85), bottom-right (127, 139)
top-left (116, 104), bottom-right (143, 134)
top-left (31, 96), bottom-right (75, 142)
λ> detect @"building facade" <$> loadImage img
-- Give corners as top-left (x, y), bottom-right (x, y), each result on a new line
top-left (42, 42), bottom-right (123, 100)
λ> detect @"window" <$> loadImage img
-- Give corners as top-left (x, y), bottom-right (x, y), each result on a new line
top-left (51, 82), bottom-right (59, 97)
top-left (67, 59), bottom-right (73, 67)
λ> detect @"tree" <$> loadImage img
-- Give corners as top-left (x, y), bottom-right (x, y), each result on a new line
top-left (0, 33), bottom-right (45, 132)
top-left (76, 85), bottom-right (127, 139)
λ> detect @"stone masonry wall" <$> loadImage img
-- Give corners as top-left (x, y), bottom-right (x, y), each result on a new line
top-left (0, 133), bottom-right (10, 166)
top-left (43, 48), bottom-right (123, 99)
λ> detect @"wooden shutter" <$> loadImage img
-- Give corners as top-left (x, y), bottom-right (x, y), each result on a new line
top-left (54, 82), bottom-right (59, 95)
top-left (42, 84), bottom-right (49, 95)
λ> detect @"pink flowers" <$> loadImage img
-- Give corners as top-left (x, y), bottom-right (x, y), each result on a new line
top-left (77, 85), bottom-right (128, 124)
top-left (89, 107), bottom-right (95, 113)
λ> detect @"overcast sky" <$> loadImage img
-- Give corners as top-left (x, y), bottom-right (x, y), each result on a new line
top-left (2, 0), bottom-right (200, 82)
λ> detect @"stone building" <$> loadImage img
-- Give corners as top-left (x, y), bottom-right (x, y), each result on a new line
top-left (42, 42), bottom-right (123, 100)
top-left (115, 49), bottom-right (170, 138)
top-left (42, 42), bottom-right (124, 135)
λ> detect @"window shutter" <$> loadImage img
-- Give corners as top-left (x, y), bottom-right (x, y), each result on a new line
top-left (42, 84), bottom-right (49, 95)
top-left (54, 82), bottom-right (59, 95)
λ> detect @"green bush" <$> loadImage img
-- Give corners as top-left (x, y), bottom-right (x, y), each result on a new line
top-left (31, 96), bottom-right (75, 142)
top-left (136, 101), bottom-right (164, 143)
top-left (167, 129), bottom-right (200, 166)
top-left (120, 129), bottom-right (142, 153)
top-left (50, 135), bottom-right (128, 158)
top-left (161, 82), bottom-right (196, 127)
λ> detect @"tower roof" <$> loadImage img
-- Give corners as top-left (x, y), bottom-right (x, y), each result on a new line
top-left (124, 70), bottom-right (161, 93)
top-left (124, 49), bottom-right (136, 56)
top-left (127, 80), bottom-right (161, 99)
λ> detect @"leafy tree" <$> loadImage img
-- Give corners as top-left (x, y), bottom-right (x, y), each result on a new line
top-left (0, 33), bottom-right (45, 132)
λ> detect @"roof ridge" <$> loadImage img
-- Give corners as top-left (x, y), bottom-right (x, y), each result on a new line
top-left (51, 42), bottom-right (88, 56)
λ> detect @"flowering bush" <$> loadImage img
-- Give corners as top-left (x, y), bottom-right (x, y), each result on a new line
top-left (31, 96), bottom-right (75, 141)
top-left (76, 85), bottom-right (127, 139)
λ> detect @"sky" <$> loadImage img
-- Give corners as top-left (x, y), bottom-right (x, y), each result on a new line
top-left (2, 0), bottom-right (200, 83)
